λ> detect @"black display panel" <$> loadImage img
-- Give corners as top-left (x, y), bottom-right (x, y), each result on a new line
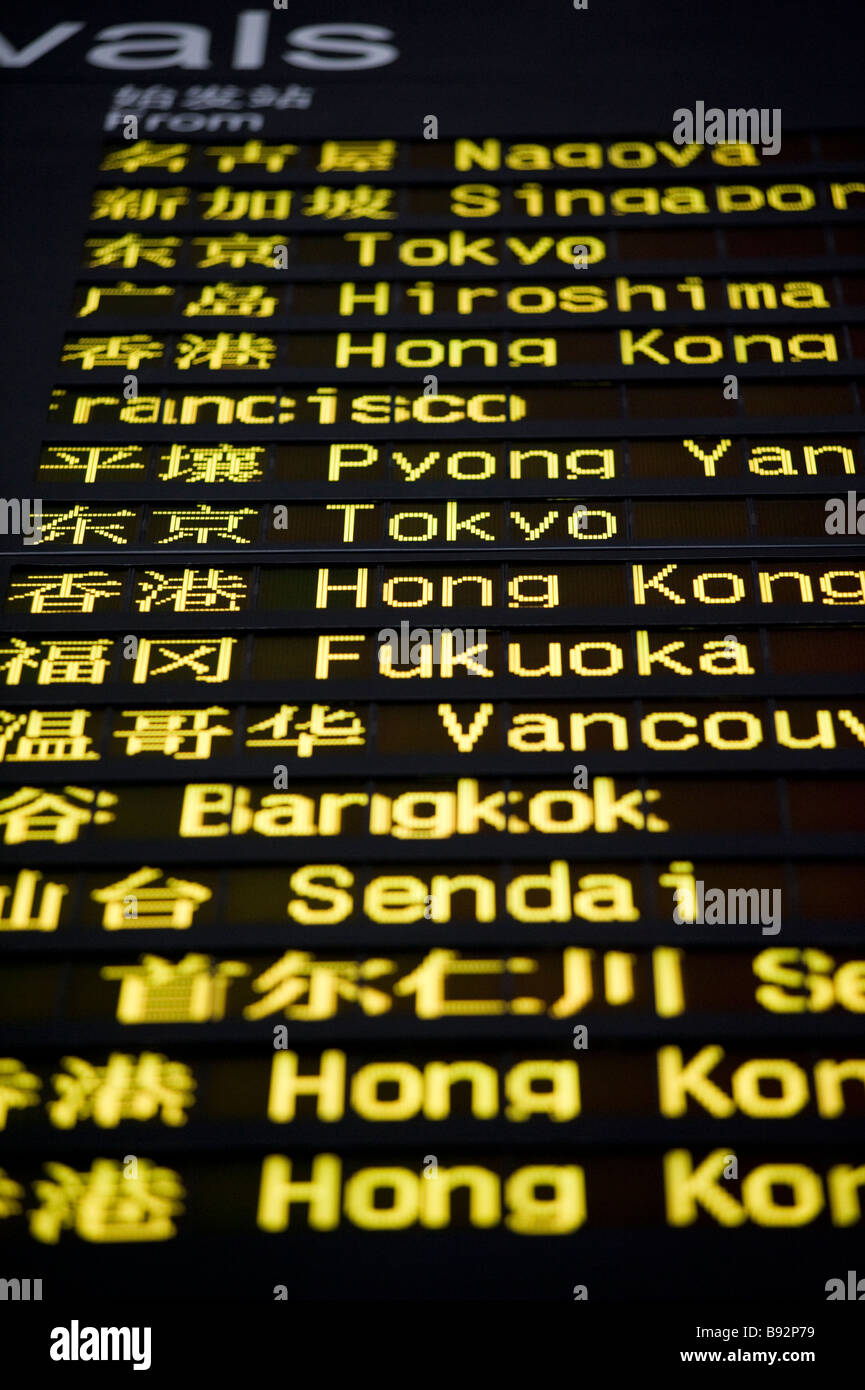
top-left (2, 0), bottom-right (865, 1354)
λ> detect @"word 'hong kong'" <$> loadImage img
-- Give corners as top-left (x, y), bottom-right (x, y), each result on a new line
top-left (377, 623), bottom-right (488, 674)
top-left (256, 1149), bottom-right (865, 1232)
top-left (327, 329), bottom-right (841, 369)
top-left (674, 877), bottom-right (782, 936)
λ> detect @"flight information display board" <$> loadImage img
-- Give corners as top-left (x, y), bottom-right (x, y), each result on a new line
top-left (1, 0), bottom-right (865, 1345)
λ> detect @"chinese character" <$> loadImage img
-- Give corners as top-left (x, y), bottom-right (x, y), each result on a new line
top-left (7, 572), bottom-right (123, 614)
top-left (84, 235), bottom-right (181, 268)
top-left (102, 954), bottom-right (248, 1023)
top-left (246, 704), bottom-right (366, 758)
top-left (39, 445), bottom-right (146, 484)
top-left (247, 84), bottom-right (313, 109)
top-left (394, 948), bottom-right (524, 1018)
top-left (152, 506), bottom-right (258, 545)
top-left (549, 947), bottom-right (603, 1018)
top-left (0, 870), bottom-right (68, 931)
top-left (62, 337), bottom-right (164, 372)
top-left (200, 187), bottom-right (294, 221)
top-left (34, 641), bottom-right (112, 686)
top-left (91, 868), bottom-right (212, 929)
top-left (206, 140), bottom-right (297, 172)
top-left (134, 569), bottom-right (248, 613)
top-left (174, 334), bottom-right (275, 370)
top-left (131, 637), bottom-right (235, 684)
top-left (318, 140), bottom-right (396, 172)
top-left (182, 85), bottom-right (243, 109)
top-left (100, 142), bottom-right (189, 173)
top-left (0, 786), bottom-right (116, 844)
top-left (76, 283), bottom-right (174, 318)
top-left (114, 708), bottom-right (232, 759)
top-left (0, 1059), bottom-right (40, 1128)
top-left (183, 284), bottom-right (277, 319)
top-left (0, 1169), bottom-right (25, 1218)
top-left (29, 1159), bottom-right (185, 1243)
top-left (110, 86), bottom-right (176, 112)
top-left (49, 1053), bottom-right (196, 1128)
top-left (244, 952), bottom-right (394, 1021)
top-left (303, 186), bottom-right (395, 219)
top-left (91, 187), bottom-right (189, 221)
top-left (157, 444), bottom-right (265, 483)
top-left (38, 506), bottom-right (137, 547)
top-left (0, 709), bottom-right (97, 762)
top-left (0, 638), bottom-right (40, 684)
top-left (193, 234), bottom-right (285, 268)
top-left (61, 336), bottom-right (164, 370)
